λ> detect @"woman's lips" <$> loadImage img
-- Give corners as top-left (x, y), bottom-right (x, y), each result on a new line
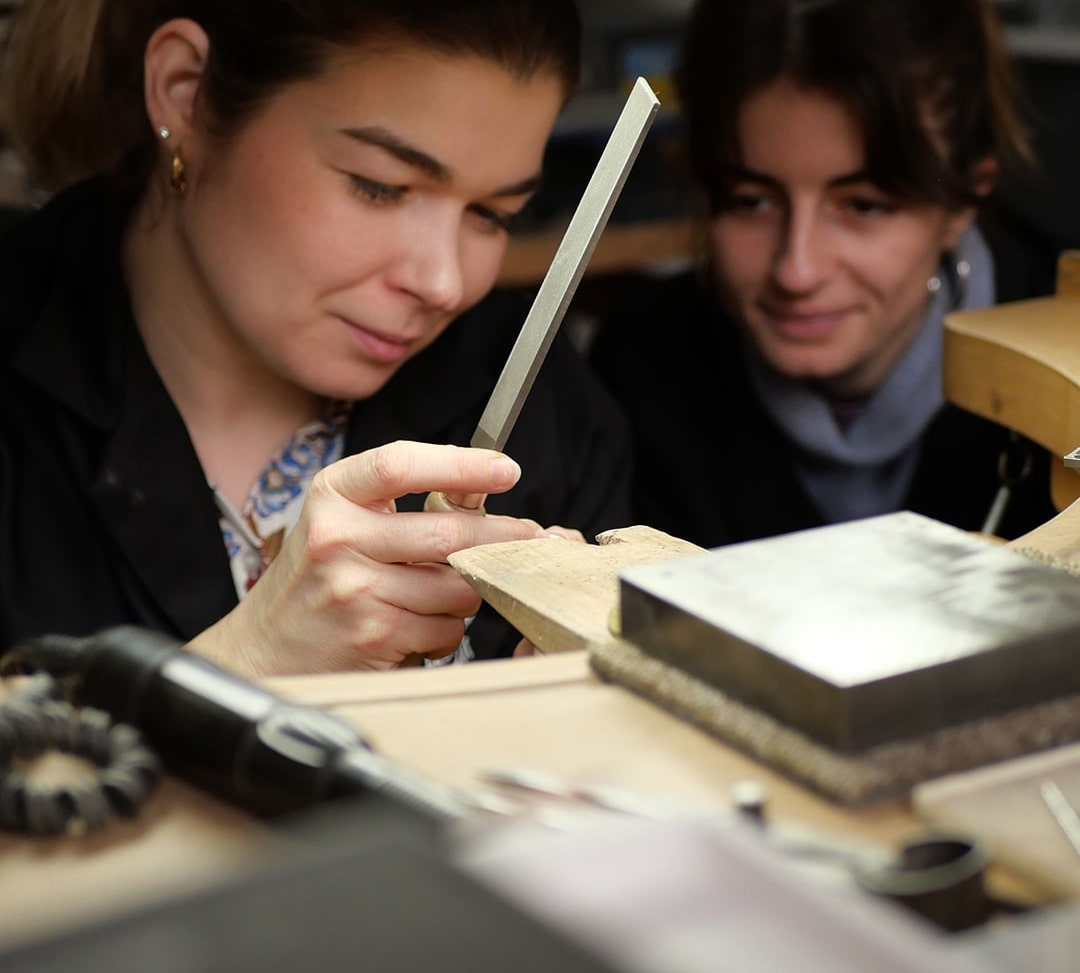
top-left (339, 317), bottom-right (413, 364)
top-left (761, 306), bottom-right (850, 340)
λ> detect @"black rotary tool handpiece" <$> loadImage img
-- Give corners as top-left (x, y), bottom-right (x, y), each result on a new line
top-left (4, 626), bottom-right (468, 822)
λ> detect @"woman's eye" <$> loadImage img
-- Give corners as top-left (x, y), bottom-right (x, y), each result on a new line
top-left (468, 204), bottom-right (516, 234)
top-left (845, 195), bottom-right (895, 217)
top-left (349, 175), bottom-right (405, 204)
top-left (725, 190), bottom-right (774, 215)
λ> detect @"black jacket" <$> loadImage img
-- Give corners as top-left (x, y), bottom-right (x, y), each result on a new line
top-left (0, 179), bottom-right (632, 659)
top-left (588, 270), bottom-right (1055, 549)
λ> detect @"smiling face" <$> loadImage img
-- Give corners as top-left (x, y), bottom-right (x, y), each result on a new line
top-left (709, 79), bottom-right (975, 398)
top-left (168, 42), bottom-right (564, 401)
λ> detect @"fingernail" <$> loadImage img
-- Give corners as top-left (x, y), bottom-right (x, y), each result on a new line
top-left (490, 457), bottom-right (521, 487)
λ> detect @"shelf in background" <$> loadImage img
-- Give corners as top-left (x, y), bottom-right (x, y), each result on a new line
top-left (498, 215), bottom-right (698, 288)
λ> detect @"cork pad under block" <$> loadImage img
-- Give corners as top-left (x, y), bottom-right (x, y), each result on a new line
top-left (590, 637), bottom-right (1080, 807)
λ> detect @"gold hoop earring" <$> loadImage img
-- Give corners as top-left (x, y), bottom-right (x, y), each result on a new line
top-left (169, 150), bottom-right (188, 196)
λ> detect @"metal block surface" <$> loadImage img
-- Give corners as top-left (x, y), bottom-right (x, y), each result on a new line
top-left (619, 512), bottom-right (1080, 752)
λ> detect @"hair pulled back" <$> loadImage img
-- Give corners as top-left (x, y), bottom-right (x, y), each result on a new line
top-left (675, 0), bottom-right (1030, 212)
top-left (2, 0), bottom-right (581, 193)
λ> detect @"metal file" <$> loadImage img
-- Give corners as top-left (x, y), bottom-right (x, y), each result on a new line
top-left (473, 77), bottom-right (659, 451)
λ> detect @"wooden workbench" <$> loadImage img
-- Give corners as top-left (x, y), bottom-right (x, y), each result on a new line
top-left (1, 647), bottom-right (1061, 955)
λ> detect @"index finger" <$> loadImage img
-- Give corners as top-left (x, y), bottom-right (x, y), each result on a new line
top-left (319, 440), bottom-right (522, 505)
top-left (357, 509), bottom-right (545, 565)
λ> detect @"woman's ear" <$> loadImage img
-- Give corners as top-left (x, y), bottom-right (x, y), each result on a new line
top-left (969, 155), bottom-right (1000, 199)
top-left (143, 19), bottom-right (210, 142)
top-left (942, 156), bottom-right (1000, 250)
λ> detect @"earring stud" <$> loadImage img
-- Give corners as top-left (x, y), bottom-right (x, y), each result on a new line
top-left (158, 126), bottom-right (170, 140)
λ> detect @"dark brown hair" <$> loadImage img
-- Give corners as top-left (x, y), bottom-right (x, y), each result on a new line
top-left (675, 0), bottom-right (1031, 213)
top-left (2, 0), bottom-right (581, 193)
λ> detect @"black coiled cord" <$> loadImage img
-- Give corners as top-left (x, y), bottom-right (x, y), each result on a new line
top-left (0, 670), bottom-right (162, 837)
top-left (1, 628), bottom-right (468, 828)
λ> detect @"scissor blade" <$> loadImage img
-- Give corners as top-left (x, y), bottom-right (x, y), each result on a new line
top-left (472, 77), bottom-right (660, 451)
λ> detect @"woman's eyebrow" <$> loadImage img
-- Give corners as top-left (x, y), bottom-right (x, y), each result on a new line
top-left (341, 125), bottom-right (450, 180)
top-left (723, 165), bottom-right (776, 186)
top-left (725, 164), bottom-right (874, 189)
top-left (827, 170), bottom-right (875, 189)
top-left (340, 125), bottom-right (543, 197)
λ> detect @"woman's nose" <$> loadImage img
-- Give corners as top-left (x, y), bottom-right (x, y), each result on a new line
top-left (389, 212), bottom-right (466, 312)
top-left (772, 208), bottom-right (832, 294)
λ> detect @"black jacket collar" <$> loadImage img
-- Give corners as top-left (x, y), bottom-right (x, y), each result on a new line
top-left (5, 180), bottom-right (237, 637)
top-left (8, 179), bottom-right (133, 431)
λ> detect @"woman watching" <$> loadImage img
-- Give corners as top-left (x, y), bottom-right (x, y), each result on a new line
top-left (589, 0), bottom-right (1054, 548)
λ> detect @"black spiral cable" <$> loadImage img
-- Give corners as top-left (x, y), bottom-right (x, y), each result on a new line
top-left (0, 643), bottom-right (162, 837)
